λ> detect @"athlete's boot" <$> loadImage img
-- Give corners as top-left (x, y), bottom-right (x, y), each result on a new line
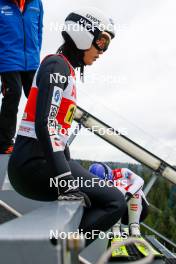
top-left (129, 223), bottom-right (141, 237)
top-left (112, 223), bottom-right (122, 237)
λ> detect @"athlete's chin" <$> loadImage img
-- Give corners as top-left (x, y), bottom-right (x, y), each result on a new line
top-left (85, 62), bottom-right (93, 66)
top-left (87, 59), bottom-right (97, 65)
top-left (84, 57), bottom-right (99, 65)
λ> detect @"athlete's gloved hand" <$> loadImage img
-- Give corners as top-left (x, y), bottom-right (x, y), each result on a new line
top-left (125, 192), bottom-right (133, 202)
top-left (58, 189), bottom-right (91, 208)
top-left (57, 172), bottom-right (91, 208)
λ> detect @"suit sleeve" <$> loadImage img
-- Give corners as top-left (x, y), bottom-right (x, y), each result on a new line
top-left (122, 168), bottom-right (144, 195)
top-left (35, 56), bottom-right (74, 180)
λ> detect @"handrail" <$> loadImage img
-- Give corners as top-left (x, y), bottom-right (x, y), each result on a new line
top-left (141, 223), bottom-right (176, 249)
top-left (74, 106), bottom-right (176, 184)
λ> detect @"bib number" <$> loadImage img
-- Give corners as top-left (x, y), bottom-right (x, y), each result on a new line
top-left (64, 104), bottom-right (76, 125)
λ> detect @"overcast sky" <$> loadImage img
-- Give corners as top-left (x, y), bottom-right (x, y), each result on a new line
top-left (1, 0), bottom-right (176, 164)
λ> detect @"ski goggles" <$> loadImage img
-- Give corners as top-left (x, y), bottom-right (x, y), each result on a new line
top-left (93, 32), bottom-right (112, 52)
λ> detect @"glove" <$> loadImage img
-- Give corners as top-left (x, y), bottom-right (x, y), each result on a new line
top-left (125, 192), bottom-right (133, 202)
top-left (58, 190), bottom-right (91, 208)
top-left (57, 172), bottom-right (91, 208)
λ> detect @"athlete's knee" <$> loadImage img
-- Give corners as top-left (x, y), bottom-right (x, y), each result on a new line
top-left (4, 84), bottom-right (22, 103)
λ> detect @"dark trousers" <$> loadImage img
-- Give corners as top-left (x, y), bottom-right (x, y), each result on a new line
top-left (0, 71), bottom-right (35, 146)
top-left (8, 155), bottom-right (127, 237)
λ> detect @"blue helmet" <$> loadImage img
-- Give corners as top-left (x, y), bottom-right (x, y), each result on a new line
top-left (89, 163), bottom-right (113, 181)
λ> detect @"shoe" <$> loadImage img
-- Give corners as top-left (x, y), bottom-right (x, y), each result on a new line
top-left (129, 223), bottom-right (141, 237)
top-left (0, 144), bottom-right (14, 154)
top-left (112, 223), bottom-right (122, 237)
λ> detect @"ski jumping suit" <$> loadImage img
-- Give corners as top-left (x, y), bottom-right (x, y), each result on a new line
top-left (113, 168), bottom-right (149, 225)
top-left (8, 54), bottom-right (126, 235)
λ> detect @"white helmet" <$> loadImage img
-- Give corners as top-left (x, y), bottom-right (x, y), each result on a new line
top-left (63, 7), bottom-right (116, 51)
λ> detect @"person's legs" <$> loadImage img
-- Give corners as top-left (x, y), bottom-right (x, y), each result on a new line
top-left (21, 70), bottom-right (36, 97)
top-left (128, 192), bottom-right (142, 225)
top-left (127, 191), bottom-right (149, 236)
top-left (9, 155), bottom-right (126, 243)
top-left (0, 72), bottom-right (22, 152)
top-left (8, 157), bottom-right (58, 201)
top-left (9, 158), bottom-right (126, 221)
top-left (68, 160), bottom-right (127, 235)
top-left (140, 198), bottom-right (149, 222)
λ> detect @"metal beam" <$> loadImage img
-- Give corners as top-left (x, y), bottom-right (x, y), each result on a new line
top-left (144, 173), bottom-right (159, 196)
top-left (142, 223), bottom-right (176, 250)
top-left (0, 155), bottom-right (10, 189)
top-left (74, 106), bottom-right (176, 184)
top-left (146, 236), bottom-right (176, 261)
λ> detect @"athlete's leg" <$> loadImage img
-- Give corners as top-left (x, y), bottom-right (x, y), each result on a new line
top-left (8, 155), bottom-right (58, 201)
top-left (9, 152), bottom-right (127, 238)
top-left (9, 156), bottom-right (126, 231)
top-left (68, 160), bottom-right (127, 235)
top-left (128, 192), bottom-right (142, 225)
top-left (128, 191), bottom-right (147, 236)
top-left (139, 198), bottom-right (149, 222)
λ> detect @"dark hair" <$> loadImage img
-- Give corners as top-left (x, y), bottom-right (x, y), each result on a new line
top-left (57, 31), bottom-right (85, 81)
top-left (57, 32), bottom-right (85, 68)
